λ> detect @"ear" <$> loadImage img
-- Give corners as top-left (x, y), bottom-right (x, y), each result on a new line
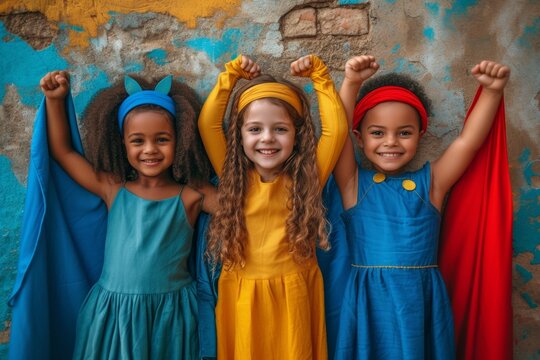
top-left (124, 76), bottom-right (143, 95)
top-left (352, 129), bottom-right (364, 149)
top-left (155, 75), bottom-right (173, 95)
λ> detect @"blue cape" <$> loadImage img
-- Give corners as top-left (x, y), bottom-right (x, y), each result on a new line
top-left (8, 95), bottom-right (108, 360)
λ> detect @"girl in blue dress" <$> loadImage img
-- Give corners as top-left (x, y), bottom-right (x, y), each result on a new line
top-left (39, 71), bottom-right (216, 359)
top-left (330, 55), bottom-right (510, 359)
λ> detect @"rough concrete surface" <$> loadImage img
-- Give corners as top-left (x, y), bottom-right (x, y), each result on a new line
top-left (0, 0), bottom-right (538, 358)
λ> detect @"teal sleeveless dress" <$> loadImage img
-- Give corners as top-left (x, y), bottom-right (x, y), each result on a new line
top-left (334, 163), bottom-right (455, 359)
top-left (73, 187), bottom-right (198, 359)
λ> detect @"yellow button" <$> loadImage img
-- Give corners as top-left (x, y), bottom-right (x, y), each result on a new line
top-left (373, 173), bottom-right (386, 183)
top-left (402, 179), bottom-right (416, 191)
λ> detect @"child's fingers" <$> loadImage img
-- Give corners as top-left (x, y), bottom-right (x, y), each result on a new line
top-left (497, 65), bottom-right (510, 78)
top-left (290, 55), bottom-right (311, 74)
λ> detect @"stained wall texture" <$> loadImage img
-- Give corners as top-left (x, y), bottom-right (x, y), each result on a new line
top-left (0, 0), bottom-right (539, 358)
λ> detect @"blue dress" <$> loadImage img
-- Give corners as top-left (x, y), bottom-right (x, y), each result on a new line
top-left (334, 163), bottom-right (455, 360)
top-left (73, 187), bottom-right (198, 359)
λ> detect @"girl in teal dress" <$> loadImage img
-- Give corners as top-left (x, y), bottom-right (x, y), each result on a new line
top-left (39, 71), bottom-right (216, 359)
top-left (330, 56), bottom-right (510, 359)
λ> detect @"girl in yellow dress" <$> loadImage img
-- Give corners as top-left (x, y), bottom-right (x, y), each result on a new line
top-left (198, 54), bottom-right (347, 359)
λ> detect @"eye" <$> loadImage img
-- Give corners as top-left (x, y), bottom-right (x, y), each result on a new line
top-left (157, 136), bottom-right (171, 143)
top-left (129, 138), bottom-right (143, 145)
top-left (275, 127), bottom-right (288, 133)
top-left (399, 130), bottom-right (413, 137)
top-left (247, 127), bottom-right (261, 133)
top-left (370, 130), bottom-right (383, 137)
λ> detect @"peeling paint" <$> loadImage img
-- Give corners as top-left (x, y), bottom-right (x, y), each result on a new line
top-left (517, 17), bottom-right (540, 49)
top-left (146, 48), bottom-right (169, 66)
top-left (338, 0), bottom-right (369, 4)
top-left (0, 22), bottom-right (68, 107)
top-left (423, 27), bottom-right (435, 42)
top-left (513, 149), bottom-right (540, 264)
top-left (517, 264), bottom-right (533, 283)
top-left (0, 0), bottom-right (243, 47)
top-left (521, 292), bottom-right (539, 309)
top-left (443, 0), bottom-right (479, 28)
top-left (425, 2), bottom-right (440, 16)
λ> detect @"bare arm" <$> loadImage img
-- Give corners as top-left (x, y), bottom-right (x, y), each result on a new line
top-left (290, 55), bottom-right (349, 187)
top-left (334, 56), bottom-right (379, 209)
top-left (198, 56), bottom-right (260, 176)
top-left (41, 71), bottom-right (116, 204)
top-left (431, 61), bottom-right (510, 209)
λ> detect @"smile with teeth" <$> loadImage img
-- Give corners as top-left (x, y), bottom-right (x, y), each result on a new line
top-left (377, 152), bottom-right (403, 158)
top-left (142, 159), bottom-right (161, 164)
top-left (258, 149), bottom-right (279, 155)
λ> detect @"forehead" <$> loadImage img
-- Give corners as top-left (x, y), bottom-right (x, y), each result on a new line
top-left (124, 110), bottom-right (175, 133)
top-left (243, 98), bottom-right (293, 124)
top-left (362, 101), bottom-right (419, 128)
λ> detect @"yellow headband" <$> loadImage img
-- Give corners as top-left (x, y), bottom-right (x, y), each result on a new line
top-left (238, 83), bottom-right (303, 115)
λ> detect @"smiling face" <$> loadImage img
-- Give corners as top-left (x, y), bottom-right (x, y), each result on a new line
top-left (123, 109), bottom-right (176, 181)
top-left (355, 101), bottom-right (421, 175)
top-left (240, 98), bottom-right (296, 182)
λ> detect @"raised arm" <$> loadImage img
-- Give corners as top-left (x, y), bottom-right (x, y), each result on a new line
top-left (334, 56), bottom-right (379, 209)
top-left (198, 55), bottom-right (260, 176)
top-left (290, 55), bottom-right (348, 186)
top-left (431, 60), bottom-right (510, 208)
top-left (41, 71), bottom-right (115, 204)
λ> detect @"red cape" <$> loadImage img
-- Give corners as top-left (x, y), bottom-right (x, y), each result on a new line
top-left (439, 87), bottom-right (513, 359)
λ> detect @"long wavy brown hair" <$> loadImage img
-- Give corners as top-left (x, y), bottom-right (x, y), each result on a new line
top-left (81, 76), bottom-right (212, 185)
top-left (206, 75), bottom-right (329, 269)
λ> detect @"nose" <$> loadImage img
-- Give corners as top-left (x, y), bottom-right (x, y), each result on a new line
top-left (261, 129), bottom-right (275, 143)
top-left (143, 142), bottom-right (158, 154)
top-left (384, 134), bottom-right (398, 146)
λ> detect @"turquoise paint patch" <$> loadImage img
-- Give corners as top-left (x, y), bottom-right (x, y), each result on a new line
top-left (443, 0), bottom-right (478, 28)
top-left (392, 57), bottom-right (422, 76)
top-left (520, 292), bottom-right (538, 309)
top-left (513, 149), bottom-right (540, 264)
top-left (443, 65), bottom-right (452, 82)
top-left (516, 264), bottom-right (533, 283)
top-left (0, 22), bottom-right (69, 107)
top-left (338, 0), bottom-right (368, 4)
top-left (73, 65), bottom-right (111, 118)
top-left (385, 0), bottom-right (397, 3)
top-left (423, 27), bottom-right (435, 42)
top-left (177, 26), bottom-right (263, 63)
top-left (303, 83), bottom-right (314, 95)
top-left (146, 48), bottom-right (169, 66)
top-left (124, 62), bottom-right (145, 73)
top-left (425, 2), bottom-right (440, 16)
top-left (391, 44), bottom-right (401, 54)
top-left (517, 17), bottom-right (540, 49)
top-left (59, 22), bottom-right (84, 32)
top-left (0, 156), bottom-right (26, 347)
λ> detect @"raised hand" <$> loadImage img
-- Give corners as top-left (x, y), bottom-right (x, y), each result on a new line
top-left (40, 70), bottom-right (70, 100)
top-left (240, 56), bottom-right (261, 79)
top-left (344, 55), bottom-right (379, 84)
top-left (471, 60), bottom-right (510, 92)
top-left (290, 55), bottom-right (313, 77)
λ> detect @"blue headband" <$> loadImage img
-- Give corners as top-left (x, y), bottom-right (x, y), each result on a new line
top-left (117, 75), bottom-right (176, 132)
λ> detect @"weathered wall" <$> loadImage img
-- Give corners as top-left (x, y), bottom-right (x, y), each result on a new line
top-left (0, 0), bottom-right (538, 358)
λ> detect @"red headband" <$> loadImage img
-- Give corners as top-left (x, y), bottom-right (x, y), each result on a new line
top-left (352, 86), bottom-right (428, 134)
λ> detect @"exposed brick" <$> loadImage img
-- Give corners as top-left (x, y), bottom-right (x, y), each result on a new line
top-left (281, 8), bottom-right (317, 38)
top-left (318, 8), bottom-right (369, 36)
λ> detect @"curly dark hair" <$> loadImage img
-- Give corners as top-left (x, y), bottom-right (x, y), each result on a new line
top-left (81, 76), bottom-right (212, 185)
top-left (355, 72), bottom-right (433, 131)
top-left (206, 74), bottom-right (329, 268)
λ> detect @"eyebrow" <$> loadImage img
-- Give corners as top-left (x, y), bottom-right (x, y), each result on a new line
top-left (127, 131), bottom-right (173, 138)
top-left (366, 124), bottom-right (416, 130)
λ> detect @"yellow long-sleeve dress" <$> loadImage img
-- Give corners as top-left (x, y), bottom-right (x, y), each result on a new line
top-left (198, 55), bottom-right (347, 360)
